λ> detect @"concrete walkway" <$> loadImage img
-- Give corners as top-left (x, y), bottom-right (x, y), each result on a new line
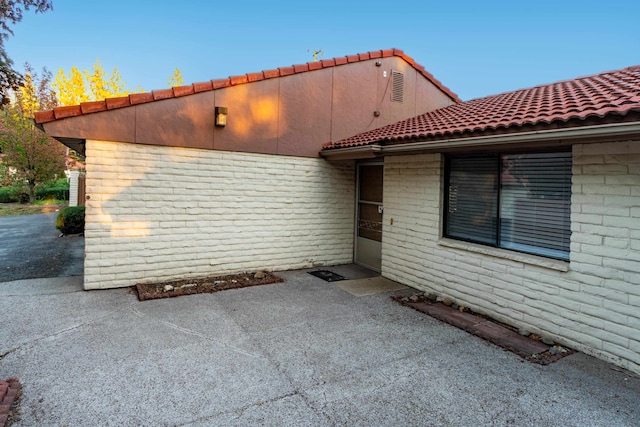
top-left (1, 267), bottom-right (639, 426)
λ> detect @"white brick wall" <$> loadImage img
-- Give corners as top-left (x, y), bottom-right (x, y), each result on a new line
top-left (382, 141), bottom-right (640, 375)
top-left (84, 140), bottom-right (355, 290)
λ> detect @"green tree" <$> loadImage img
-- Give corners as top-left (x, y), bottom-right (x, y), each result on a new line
top-left (168, 68), bottom-right (183, 87)
top-left (1, 62), bottom-right (65, 202)
top-left (0, 0), bottom-right (53, 105)
top-left (0, 105), bottom-right (66, 202)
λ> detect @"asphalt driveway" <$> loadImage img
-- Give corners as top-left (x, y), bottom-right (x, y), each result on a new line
top-left (0, 265), bottom-right (638, 426)
top-left (0, 212), bottom-right (84, 281)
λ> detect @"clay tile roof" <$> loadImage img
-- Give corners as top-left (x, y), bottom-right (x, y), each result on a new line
top-left (80, 100), bottom-right (107, 114)
top-left (246, 71), bottom-right (265, 83)
top-left (129, 92), bottom-right (154, 105)
top-left (152, 88), bottom-right (174, 100)
top-left (192, 81), bottom-right (213, 93)
top-left (34, 48), bottom-right (460, 124)
top-left (105, 96), bottom-right (131, 109)
top-left (172, 85), bottom-right (195, 97)
top-left (324, 65), bottom-right (640, 150)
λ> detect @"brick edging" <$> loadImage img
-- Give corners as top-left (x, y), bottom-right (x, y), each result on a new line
top-left (0, 378), bottom-right (21, 427)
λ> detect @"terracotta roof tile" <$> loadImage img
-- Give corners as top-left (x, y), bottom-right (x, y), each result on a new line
top-left (278, 66), bottom-right (295, 76)
top-left (246, 71), bottom-right (265, 82)
top-left (334, 57), bottom-right (348, 66)
top-left (80, 101), bottom-right (107, 114)
top-left (129, 92), bottom-right (154, 105)
top-left (229, 75), bottom-right (249, 85)
top-left (172, 85), bottom-right (195, 97)
top-left (263, 69), bottom-right (281, 79)
top-left (320, 58), bottom-right (336, 68)
top-left (308, 61), bottom-right (323, 71)
top-left (212, 78), bottom-right (231, 89)
top-left (34, 110), bottom-right (55, 123)
top-left (325, 65), bottom-right (640, 150)
top-left (53, 105), bottom-right (82, 119)
top-left (34, 48), bottom-right (461, 124)
top-left (152, 88), bottom-right (174, 101)
top-left (193, 81), bottom-right (213, 93)
top-left (293, 63), bottom-right (309, 73)
top-left (106, 96), bottom-right (131, 109)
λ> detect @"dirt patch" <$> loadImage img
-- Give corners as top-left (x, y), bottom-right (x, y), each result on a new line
top-left (135, 271), bottom-right (284, 301)
top-left (0, 203), bottom-right (65, 216)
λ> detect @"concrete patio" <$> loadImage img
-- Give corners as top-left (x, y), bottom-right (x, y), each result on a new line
top-left (1, 265), bottom-right (639, 426)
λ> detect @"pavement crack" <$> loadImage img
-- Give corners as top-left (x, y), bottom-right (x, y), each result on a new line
top-left (2, 307), bottom-right (125, 355)
top-left (129, 305), bottom-right (260, 358)
top-left (176, 391), bottom-right (302, 426)
top-left (0, 347), bottom-right (18, 360)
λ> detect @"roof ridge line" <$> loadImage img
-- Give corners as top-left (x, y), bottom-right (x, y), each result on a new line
top-left (464, 64), bottom-right (640, 102)
top-left (34, 48), bottom-right (461, 124)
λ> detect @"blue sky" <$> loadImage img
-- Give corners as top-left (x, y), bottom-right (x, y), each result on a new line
top-left (6, 0), bottom-right (639, 101)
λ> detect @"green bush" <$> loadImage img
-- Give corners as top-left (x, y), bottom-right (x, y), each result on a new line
top-left (36, 179), bottom-right (70, 201)
top-left (56, 206), bottom-right (85, 234)
top-left (0, 186), bottom-right (16, 203)
top-left (0, 186), bottom-right (28, 203)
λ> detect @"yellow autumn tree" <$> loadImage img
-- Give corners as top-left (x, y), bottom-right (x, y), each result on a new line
top-left (15, 63), bottom-right (57, 118)
top-left (168, 68), bottom-right (183, 87)
top-left (52, 59), bottom-right (142, 106)
top-left (52, 66), bottom-right (88, 106)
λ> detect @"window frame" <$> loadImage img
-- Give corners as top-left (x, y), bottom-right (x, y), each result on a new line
top-left (443, 149), bottom-right (572, 262)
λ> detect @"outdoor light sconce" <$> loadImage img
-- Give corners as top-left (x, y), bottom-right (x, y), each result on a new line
top-left (215, 107), bottom-right (227, 127)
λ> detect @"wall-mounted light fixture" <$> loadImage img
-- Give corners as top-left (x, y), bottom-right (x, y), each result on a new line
top-left (215, 106), bottom-right (227, 127)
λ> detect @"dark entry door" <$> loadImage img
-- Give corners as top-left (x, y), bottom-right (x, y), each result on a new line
top-left (355, 163), bottom-right (383, 271)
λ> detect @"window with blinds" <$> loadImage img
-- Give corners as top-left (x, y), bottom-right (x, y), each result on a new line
top-left (444, 151), bottom-right (572, 261)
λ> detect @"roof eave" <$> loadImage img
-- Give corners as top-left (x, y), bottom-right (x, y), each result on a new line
top-left (320, 144), bottom-right (383, 161)
top-left (322, 121), bottom-right (640, 158)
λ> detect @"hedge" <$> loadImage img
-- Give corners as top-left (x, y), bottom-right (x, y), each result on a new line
top-left (36, 179), bottom-right (70, 201)
top-left (0, 179), bottom-right (70, 203)
top-left (0, 186), bottom-right (29, 203)
top-left (56, 206), bottom-right (85, 234)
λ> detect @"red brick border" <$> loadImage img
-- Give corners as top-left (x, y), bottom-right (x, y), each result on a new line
top-left (0, 378), bottom-right (21, 427)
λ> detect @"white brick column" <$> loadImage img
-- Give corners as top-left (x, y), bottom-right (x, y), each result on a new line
top-left (67, 169), bottom-right (80, 207)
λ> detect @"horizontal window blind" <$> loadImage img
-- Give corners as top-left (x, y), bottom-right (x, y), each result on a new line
top-left (445, 152), bottom-right (572, 261)
top-left (446, 157), bottom-right (498, 245)
top-left (500, 152), bottom-right (571, 260)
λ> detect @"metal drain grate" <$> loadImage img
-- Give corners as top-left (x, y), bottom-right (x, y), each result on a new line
top-left (308, 270), bottom-right (347, 282)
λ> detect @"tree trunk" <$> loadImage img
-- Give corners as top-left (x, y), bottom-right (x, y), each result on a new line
top-left (28, 181), bottom-right (36, 204)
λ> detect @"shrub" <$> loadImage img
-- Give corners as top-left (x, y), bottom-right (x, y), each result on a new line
top-left (36, 179), bottom-right (70, 201)
top-left (0, 186), bottom-right (29, 203)
top-left (0, 186), bottom-right (16, 203)
top-left (56, 206), bottom-right (85, 234)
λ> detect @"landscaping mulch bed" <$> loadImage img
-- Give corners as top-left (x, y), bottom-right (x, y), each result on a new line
top-left (135, 271), bottom-right (284, 301)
